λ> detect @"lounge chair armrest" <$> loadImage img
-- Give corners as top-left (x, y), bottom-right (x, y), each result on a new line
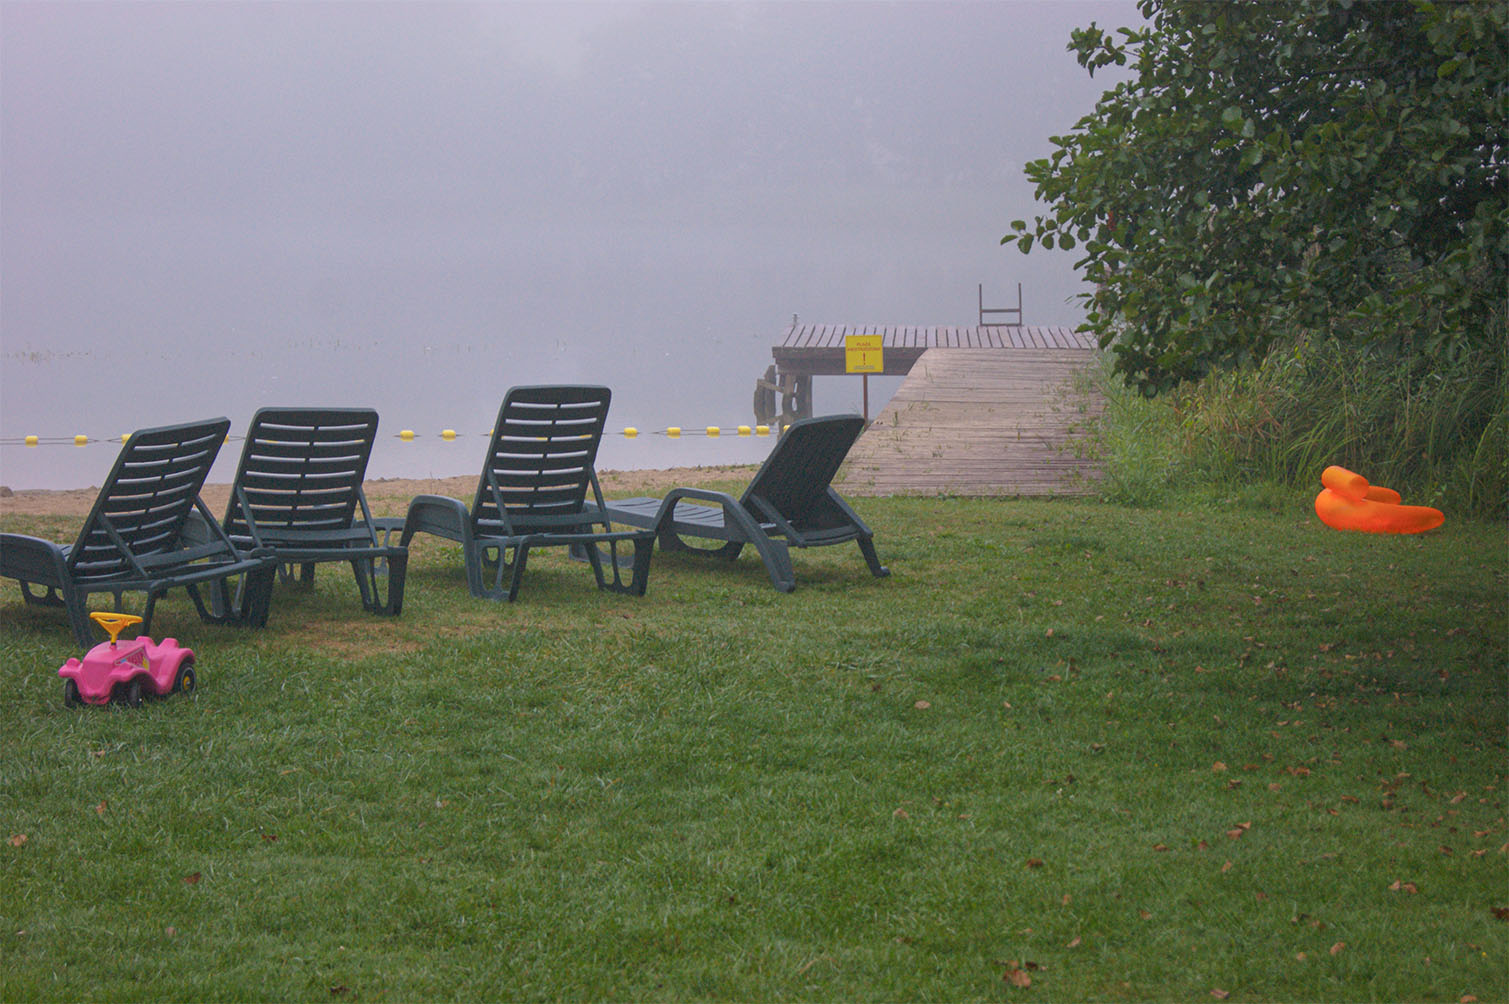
top-left (0, 533), bottom-right (69, 589)
top-left (652, 486), bottom-right (741, 524)
top-left (400, 494), bottom-right (472, 546)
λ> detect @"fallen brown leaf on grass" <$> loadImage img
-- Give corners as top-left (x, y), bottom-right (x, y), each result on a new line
top-left (8, 833), bottom-right (26, 847)
top-left (1330, 941), bottom-right (1346, 955)
top-left (183, 872), bottom-right (202, 885)
top-left (1211, 990), bottom-right (1230, 1000)
top-left (1003, 966), bottom-right (1031, 988)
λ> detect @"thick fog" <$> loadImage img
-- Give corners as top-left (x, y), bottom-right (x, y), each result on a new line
top-left (0, 1), bottom-right (1137, 489)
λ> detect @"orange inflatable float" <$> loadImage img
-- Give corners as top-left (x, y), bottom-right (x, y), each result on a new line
top-left (1314, 465), bottom-right (1444, 534)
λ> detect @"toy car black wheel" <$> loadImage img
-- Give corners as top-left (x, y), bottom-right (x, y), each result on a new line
top-left (63, 679), bottom-right (82, 708)
top-left (121, 679), bottom-right (144, 708)
top-left (175, 660), bottom-right (197, 696)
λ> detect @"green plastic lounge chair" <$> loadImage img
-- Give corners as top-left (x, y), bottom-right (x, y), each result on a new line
top-left (221, 407), bottom-right (407, 615)
top-left (0, 417), bottom-right (278, 645)
top-left (593, 413), bottom-right (889, 593)
top-left (398, 385), bottom-right (654, 602)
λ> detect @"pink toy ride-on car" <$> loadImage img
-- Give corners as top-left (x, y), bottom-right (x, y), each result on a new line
top-left (58, 611), bottom-right (197, 708)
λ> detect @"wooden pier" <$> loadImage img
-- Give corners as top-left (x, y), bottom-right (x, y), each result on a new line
top-left (758, 322), bottom-right (1099, 425)
top-left (835, 346), bottom-right (1104, 497)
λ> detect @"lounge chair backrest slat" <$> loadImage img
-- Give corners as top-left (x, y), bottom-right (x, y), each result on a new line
top-left (66, 418), bottom-right (231, 583)
top-left (741, 415), bottom-right (865, 528)
top-left (471, 386), bottom-right (611, 535)
top-left (225, 408), bottom-right (379, 534)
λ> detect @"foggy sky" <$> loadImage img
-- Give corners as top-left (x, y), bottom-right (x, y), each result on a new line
top-left (0, 0), bottom-right (1139, 489)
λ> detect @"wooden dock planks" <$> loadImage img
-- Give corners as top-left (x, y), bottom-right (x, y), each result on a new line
top-left (837, 348), bottom-right (1104, 497)
top-left (772, 323), bottom-right (1096, 377)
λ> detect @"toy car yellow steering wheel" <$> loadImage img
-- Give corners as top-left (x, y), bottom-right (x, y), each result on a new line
top-left (90, 611), bottom-right (143, 646)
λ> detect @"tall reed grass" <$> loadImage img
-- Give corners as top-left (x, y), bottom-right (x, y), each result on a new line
top-left (1088, 314), bottom-right (1508, 517)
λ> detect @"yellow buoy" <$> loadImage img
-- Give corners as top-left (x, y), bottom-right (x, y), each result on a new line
top-left (737, 425), bottom-right (751, 436)
top-left (24, 435), bottom-right (38, 447)
top-left (441, 429), bottom-right (457, 441)
top-left (399, 429), bottom-right (415, 441)
top-left (623, 427), bottom-right (638, 438)
top-left (755, 425), bottom-right (770, 436)
top-left (706, 426), bottom-right (720, 437)
top-left (73, 434), bottom-right (88, 446)
top-left (120, 433), bottom-right (131, 443)
top-left (666, 426), bottom-right (681, 438)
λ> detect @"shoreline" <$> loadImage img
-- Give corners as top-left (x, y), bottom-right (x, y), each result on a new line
top-left (0, 465), bottom-right (760, 520)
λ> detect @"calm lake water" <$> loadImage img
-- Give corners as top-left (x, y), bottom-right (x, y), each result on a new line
top-left (0, 190), bottom-right (1029, 492)
top-left (0, 334), bottom-right (906, 491)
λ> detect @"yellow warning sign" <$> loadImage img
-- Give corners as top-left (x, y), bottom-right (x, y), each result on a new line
top-left (845, 334), bottom-right (884, 374)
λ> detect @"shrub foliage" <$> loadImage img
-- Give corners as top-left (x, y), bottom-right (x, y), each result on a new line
top-left (1009, 0), bottom-right (1507, 396)
top-left (1088, 318), bottom-right (1507, 517)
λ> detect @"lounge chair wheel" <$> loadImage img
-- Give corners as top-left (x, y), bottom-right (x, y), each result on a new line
top-left (121, 679), bottom-right (144, 708)
top-left (175, 661), bottom-right (197, 696)
top-left (63, 679), bottom-right (82, 708)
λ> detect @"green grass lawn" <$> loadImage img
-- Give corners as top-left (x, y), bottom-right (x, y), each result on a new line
top-left (2, 477), bottom-right (1505, 1001)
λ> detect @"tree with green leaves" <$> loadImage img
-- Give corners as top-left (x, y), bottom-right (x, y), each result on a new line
top-left (1009, 0), bottom-right (1507, 395)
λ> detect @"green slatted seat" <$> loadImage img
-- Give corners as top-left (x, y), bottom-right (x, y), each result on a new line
top-left (593, 414), bottom-right (888, 592)
top-left (1, 417), bottom-right (278, 645)
top-left (398, 386), bottom-right (653, 602)
top-left (222, 408), bottom-right (407, 615)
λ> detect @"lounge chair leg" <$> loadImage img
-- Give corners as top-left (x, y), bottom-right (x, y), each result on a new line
top-left (857, 535), bottom-right (890, 578)
top-left (140, 592), bottom-right (160, 638)
top-left (626, 536), bottom-right (653, 595)
top-left (352, 554), bottom-right (406, 615)
top-left (65, 593), bottom-right (93, 647)
top-left (752, 538), bottom-right (796, 593)
top-left (244, 565), bottom-right (276, 625)
top-left (382, 550), bottom-right (407, 615)
top-left (579, 537), bottom-right (652, 596)
top-left (468, 541), bottom-right (527, 601)
top-left (189, 577), bottom-right (236, 624)
top-left (351, 558), bottom-right (374, 610)
top-left (277, 562), bottom-right (316, 589)
top-left (19, 581), bottom-right (65, 608)
top-left (654, 522), bottom-right (743, 562)
top-left (504, 542), bottom-right (531, 602)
